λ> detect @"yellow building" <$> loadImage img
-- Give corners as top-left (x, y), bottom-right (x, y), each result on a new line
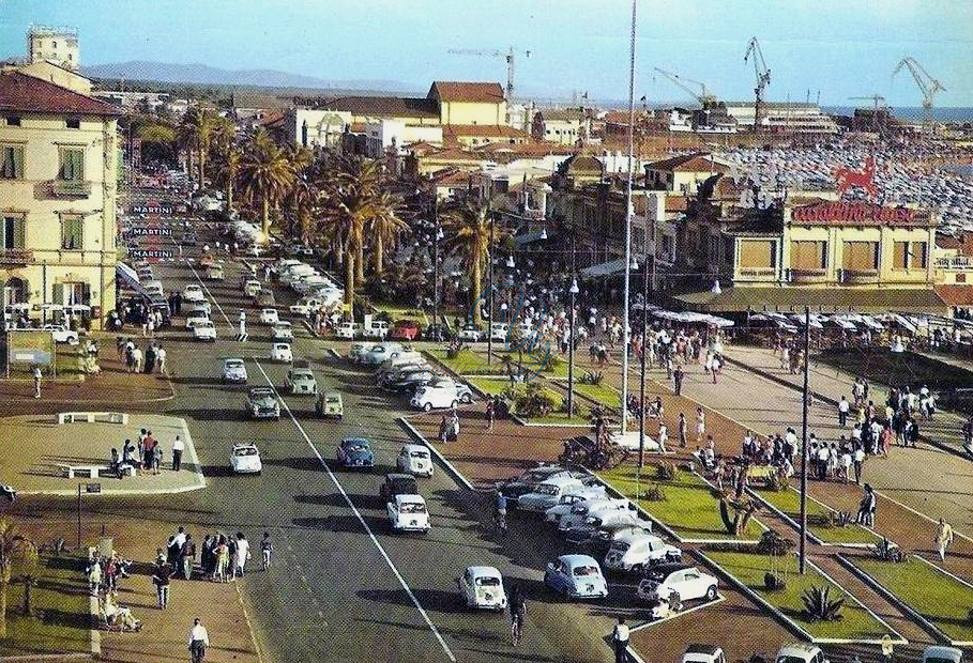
top-left (0, 70), bottom-right (120, 328)
top-left (428, 81), bottom-right (506, 126)
top-left (27, 26), bottom-right (80, 71)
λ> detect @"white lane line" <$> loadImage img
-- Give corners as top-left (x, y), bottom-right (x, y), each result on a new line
top-left (173, 236), bottom-right (231, 327)
top-left (252, 358), bottom-right (457, 663)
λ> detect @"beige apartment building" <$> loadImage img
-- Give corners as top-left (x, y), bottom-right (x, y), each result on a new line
top-left (0, 70), bottom-right (120, 329)
top-left (27, 26), bottom-right (80, 71)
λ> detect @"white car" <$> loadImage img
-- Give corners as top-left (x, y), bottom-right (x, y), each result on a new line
top-left (222, 358), bottom-right (248, 384)
top-left (290, 297), bottom-right (326, 317)
top-left (636, 563), bottom-right (719, 604)
top-left (776, 645), bottom-right (830, 663)
top-left (518, 475), bottom-right (587, 513)
top-left (243, 280), bottom-right (262, 297)
top-left (336, 321), bottom-right (358, 339)
top-left (184, 310), bottom-right (210, 329)
top-left (42, 324), bottom-right (79, 345)
top-left (186, 300), bottom-right (211, 315)
top-left (259, 308), bottom-right (279, 325)
top-left (285, 368), bottom-right (317, 395)
top-left (558, 498), bottom-right (632, 532)
top-left (230, 443), bottom-right (262, 474)
top-left (543, 488), bottom-right (609, 525)
top-left (182, 284), bottom-right (205, 302)
top-left (193, 321), bottom-right (217, 342)
top-left (271, 321), bottom-right (293, 340)
top-left (387, 494), bottom-right (430, 533)
top-left (603, 532), bottom-right (682, 573)
top-left (396, 444), bottom-right (434, 478)
top-left (270, 342), bottom-right (293, 363)
top-left (363, 320), bottom-right (390, 339)
top-left (457, 325), bottom-right (483, 342)
top-left (410, 380), bottom-right (475, 412)
top-left (458, 566), bottom-right (507, 611)
top-left (360, 342), bottom-right (404, 366)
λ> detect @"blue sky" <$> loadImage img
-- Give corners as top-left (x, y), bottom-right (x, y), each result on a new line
top-left (1, 0), bottom-right (970, 106)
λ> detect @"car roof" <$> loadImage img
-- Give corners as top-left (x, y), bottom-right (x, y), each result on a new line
top-left (615, 531), bottom-right (661, 545)
top-left (778, 645), bottom-right (822, 657)
top-left (539, 474), bottom-right (582, 487)
top-left (686, 645), bottom-right (722, 655)
top-left (466, 565), bottom-right (501, 578)
top-left (342, 437), bottom-right (371, 446)
top-left (400, 444), bottom-right (426, 453)
top-left (224, 358), bottom-right (244, 364)
top-left (923, 647), bottom-right (963, 661)
top-left (558, 554), bottom-right (598, 567)
top-left (233, 444), bottom-right (258, 452)
top-left (249, 387), bottom-right (274, 395)
top-left (385, 473), bottom-right (416, 482)
top-left (324, 392), bottom-right (342, 399)
top-left (396, 493), bottom-right (425, 504)
top-left (650, 562), bottom-right (692, 574)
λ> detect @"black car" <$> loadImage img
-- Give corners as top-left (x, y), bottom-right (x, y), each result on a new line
top-left (496, 465), bottom-right (572, 507)
top-left (385, 370), bottom-right (435, 393)
top-left (379, 473), bottom-right (419, 503)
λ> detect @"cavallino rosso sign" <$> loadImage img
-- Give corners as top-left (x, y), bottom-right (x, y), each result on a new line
top-left (792, 202), bottom-right (922, 225)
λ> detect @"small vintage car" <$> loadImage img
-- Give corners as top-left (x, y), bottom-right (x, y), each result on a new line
top-left (602, 532), bottom-right (682, 573)
top-left (636, 563), bottom-right (718, 604)
top-left (543, 554), bottom-right (608, 600)
top-left (222, 358), bottom-right (248, 384)
top-left (192, 321), bottom-right (217, 342)
top-left (315, 392), bottom-right (343, 419)
top-left (259, 308), bottom-right (279, 325)
top-left (379, 473), bottom-right (419, 503)
top-left (243, 279), bottom-right (262, 297)
top-left (396, 444), bottom-right (434, 478)
top-left (336, 438), bottom-right (374, 469)
top-left (206, 264), bottom-right (224, 281)
top-left (182, 284), bottom-right (205, 302)
top-left (271, 321), bottom-right (294, 341)
top-left (270, 342), bottom-right (293, 363)
top-left (245, 387), bottom-right (280, 420)
top-left (230, 443), bottom-right (262, 474)
top-left (284, 367), bottom-right (317, 395)
top-left (387, 494), bottom-right (429, 533)
top-left (457, 566), bottom-right (507, 611)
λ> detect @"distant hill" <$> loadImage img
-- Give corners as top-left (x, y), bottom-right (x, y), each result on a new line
top-left (82, 60), bottom-right (416, 93)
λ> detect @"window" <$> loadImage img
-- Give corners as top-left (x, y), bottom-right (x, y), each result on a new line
top-left (58, 147), bottom-right (84, 181)
top-left (66, 118), bottom-right (80, 129)
top-left (52, 41), bottom-right (57, 48)
top-left (790, 241), bottom-right (827, 270)
top-left (843, 241), bottom-right (879, 270)
top-left (61, 215), bottom-right (83, 250)
top-left (893, 241), bottom-right (927, 270)
top-left (6, 116), bottom-right (21, 127)
top-left (0, 144), bottom-right (24, 179)
top-left (54, 282), bottom-right (90, 306)
top-left (739, 240), bottom-right (776, 269)
top-left (1, 214), bottom-right (26, 250)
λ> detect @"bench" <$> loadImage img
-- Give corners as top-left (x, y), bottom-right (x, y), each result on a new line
top-left (57, 412), bottom-right (129, 425)
top-left (56, 463), bottom-right (135, 479)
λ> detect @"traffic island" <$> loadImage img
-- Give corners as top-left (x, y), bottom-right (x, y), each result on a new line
top-left (750, 486), bottom-right (881, 547)
top-left (0, 413), bottom-right (205, 495)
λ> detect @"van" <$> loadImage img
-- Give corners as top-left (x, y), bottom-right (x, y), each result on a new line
top-left (517, 475), bottom-right (586, 513)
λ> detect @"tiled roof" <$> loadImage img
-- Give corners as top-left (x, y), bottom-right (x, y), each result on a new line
top-left (935, 231), bottom-right (973, 256)
top-left (0, 71), bottom-right (120, 116)
top-left (430, 81), bottom-right (504, 103)
top-left (324, 95), bottom-right (439, 119)
top-left (665, 196), bottom-right (688, 212)
top-left (443, 124), bottom-right (530, 139)
top-left (648, 152), bottom-right (727, 173)
top-left (935, 285), bottom-right (973, 306)
top-left (539, 108), bottom-right (586, 123)
top-left (422, 148), bottom-right (485, 162)
top-left (474, 141), bottom-right (574, 156)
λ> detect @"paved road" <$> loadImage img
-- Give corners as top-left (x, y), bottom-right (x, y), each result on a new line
top-left (126, 213), bottom-right (622, 662)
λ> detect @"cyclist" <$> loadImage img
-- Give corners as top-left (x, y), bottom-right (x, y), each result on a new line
top-left (508, 583), bottom-right (527, 646)
top-left (494, 489), bottom-right (508, 535)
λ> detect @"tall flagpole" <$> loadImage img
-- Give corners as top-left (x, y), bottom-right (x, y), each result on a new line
top-left (620, 0), bottom-right (637, 434)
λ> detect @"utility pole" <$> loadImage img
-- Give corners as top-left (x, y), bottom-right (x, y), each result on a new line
top-left (636, 244), bottom-right (649, 501)
top-left (567, 279), bottom-right (579, 418)
top-left (799, 305), bottom-right (810, 574)
top-left (76, 483), bottom-right (82, 549)
top-left (432, 197), bottom-right (441, 340)
top-left (620, 0), bottom-right (637, 434)
top-left (487, 213), bottom-right (495, 365)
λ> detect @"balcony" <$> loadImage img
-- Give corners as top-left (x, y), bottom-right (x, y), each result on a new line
top-left (0, 249), bottom-right (34, 266)
top-left (841, 268), bottom-right (879, 284)
top-left (789, 268), bottom-right (828, 284)
top-left (49, 180), bottom-right (92, 198)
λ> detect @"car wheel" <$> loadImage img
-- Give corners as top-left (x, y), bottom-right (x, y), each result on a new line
top-left (461, 394), bottom-right (472, 404)
top-left (423, 402), bottom-right (432, 412)
top-left (706, 585), bottom-right (717, 601)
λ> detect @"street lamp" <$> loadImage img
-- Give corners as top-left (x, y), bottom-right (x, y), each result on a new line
top-left (487, 213), bottom-right (496, 365)
top-left (567, 278), bottom-right (580, 419)
top-left (432, 199), bottom-right (442, 341)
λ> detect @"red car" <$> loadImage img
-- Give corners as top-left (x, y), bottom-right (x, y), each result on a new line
top-left (389, 320), bottom-right (421, 341)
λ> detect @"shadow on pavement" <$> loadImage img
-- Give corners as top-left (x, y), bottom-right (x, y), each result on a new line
top-left (357, 587), bottom-right (469, 615)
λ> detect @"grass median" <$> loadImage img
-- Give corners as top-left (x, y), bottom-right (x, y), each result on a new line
top-left (705, 551), bottom-right (896, 642)
top-left (599, 465), bottom-right (763, 541)
top-left (851, 556), bottom-right (973, 643)
top-left (1, 554), bottom-right (90, 657)
top-left (752, 486), bottom-right (881, 546)
top-left (559, 381), bottom-right (620, 409)
top-left (427, 348), bottom-right (507, 376)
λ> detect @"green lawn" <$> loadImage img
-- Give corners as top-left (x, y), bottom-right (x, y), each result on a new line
top-left (1, 555), bottom-right (90, 657)
top-left (427, 348), bottom-right (507, 376)
top-left (752, 487), bottom-right (880, 546)
top-left (599, 465), bottom-right (763, 541)
top-left (528, 411), bottom-right (590, 425)
top-left (852, 556), bottom-right (973, 643)
top-left (706, 551), bottom-right (897, 642)
top-left (467, 377), bottom-right (511, 397)
top-left (562, 381), bottom-right (621, 409)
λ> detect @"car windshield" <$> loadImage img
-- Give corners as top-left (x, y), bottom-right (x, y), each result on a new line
top-left (573, 565), bottom-right (599, 577)
top-left (609, 541), bottom-right (630, 553)
top-left (226, 361), bottom-right (243, 369)
top-left (400, 502), bottom-right (426, 514)
top-left (474, 576), bottom-right (501, 587)
top-left (234, 447), bottom-right (258, 456)
top-left (409, 451), bottom-right (429, 459)
top-left (535, 484), bottom-right (560, 496)
top-left (326, 395), bottom-right (341, 403)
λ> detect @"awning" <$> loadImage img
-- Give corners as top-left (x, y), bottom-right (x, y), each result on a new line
top-left (580, 258), bottom-right (628, 279)
top-left (513, 229), bottom-right (554, 248)
top-left (672, 286), bottom-right (949, 315)
top-left (116, 263), bottom-right (151, 298)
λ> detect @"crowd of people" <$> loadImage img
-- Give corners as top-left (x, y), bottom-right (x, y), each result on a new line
top-left (116, 336), bottom-right (167, 374)
top-left (106, 427), bottom-right (184, 479)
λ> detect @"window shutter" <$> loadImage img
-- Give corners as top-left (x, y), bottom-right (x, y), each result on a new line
top-left (52, 283), bottom-right (64, 306)
top-left (13, 217), bottom-right (25, 249)
top-left (12, 146), bottom-right (23, 179)
top-left (82, 282), bottom-right (91, 305)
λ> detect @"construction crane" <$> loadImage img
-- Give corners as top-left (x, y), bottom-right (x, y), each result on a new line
top-left (893, 57), bottom-right (945, 132)
top-left (653, 67), bottom-right (717, 106)
top-left (446, 47), bottom-right (531, 101)
top-left (743, 37), bottom-right (771, 133)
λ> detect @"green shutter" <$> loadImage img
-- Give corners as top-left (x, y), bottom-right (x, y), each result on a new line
top-left (52, 283), bottom-right (64, 306)
top-left (13, 217), bottom-right (25, 249)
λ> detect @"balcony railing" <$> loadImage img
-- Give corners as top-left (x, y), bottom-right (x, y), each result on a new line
top-left (841, 268), bottom-right (879, 284)
top-left (49, 180), bottom-right (92, 198)
top-left (0, 249), bottom-right (34, 266)
top-left (788, 268), bottom-right (829, 283)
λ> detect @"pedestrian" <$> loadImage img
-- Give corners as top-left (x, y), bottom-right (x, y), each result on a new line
top-left (673, 364), bottom-right (684, 396)
top-left (32, 365), bottom-right (41, 399)
top-left (213, 535), bottom-right (229, 583)
top-left (838, 396), bottom-right (850, 427)
top-left (172, 435), bottom-right (185, 472)
top-left (677, 413), bottom-right (688, 448)
top-left (486, 399), bottom-right (495, 431)
top-left (508, 583), bottom-right (527, 646)
top-left (133, 345), bottom-right (143, 373)
top-left (857, 484), bottom-right (877, 527)
top-left (880, 634), bottom-right (894, 663)
top-left (232, 532), bottom-right (250, 579)
top-left (935, 517), bottom-right (954, 561)
top-left (657, 423), bottom-right (668, 454)
top-left (695, 406), bottom-right (705, 444)
top-left (188, 617), bottom-right (209, 663)
top-left (853, 444), bottom-right (865, 485)
top-left (156, 345), bottom-right (167, 374)
top-left (180, 534), bottom-right (196, 580)
top-left (87, 558), bottom-right (102, 594)
top-left (152, 557), bottom-right (173, 609)
top-left (260, 531), bottom-right (273, 570)
top-left (611, 616), bottom-right (630, 663)
top-left (907, 417), bottom-right (920, 448)
top-left (237, 310), bottom-right (248, 342)
top-left (438, 416), bottom-right (448, 445)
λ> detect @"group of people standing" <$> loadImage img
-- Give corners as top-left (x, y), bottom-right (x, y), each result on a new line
top-left (117, 337), bottom-right (167, 374)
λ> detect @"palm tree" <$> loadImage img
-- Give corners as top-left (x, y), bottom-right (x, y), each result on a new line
top-left (177, 107), bottom-right (219, 186)
top-left (283, 145), bottom-right (316, 241)
top-left (442, 202), bottom-right (504, 326)
top-left (213, 142), bottom-right (242, 211)
top-left (237, 129), bottom-right (296, 238)
top-left (369, 191), bottom-right (408, 275)
top-left (0, 518), bottom-right (31, 638)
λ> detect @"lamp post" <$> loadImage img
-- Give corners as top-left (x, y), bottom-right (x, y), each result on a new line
top-left (799, 305), bottom-right (810, 575)
top-left (487, 213), bottom-right (496, 365)
top-left (568, 278), bottom-right (579, 418)
top-left (432, 198), bottom-right (442, 341)
top-left (620, 0), bottom-right (638, 434)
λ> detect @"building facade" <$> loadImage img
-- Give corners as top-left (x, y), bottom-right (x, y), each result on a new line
top-left (0, 71), bottom-right (120, 328)
top-left (27, 26), bottom-right (80, 71)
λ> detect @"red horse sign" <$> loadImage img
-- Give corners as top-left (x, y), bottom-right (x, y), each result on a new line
top-left (835, 156), bottom-right (877, 198)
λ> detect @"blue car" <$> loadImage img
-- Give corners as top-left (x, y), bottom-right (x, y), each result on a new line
top-left (544, 554), bottom-right (609, 599)
top-left (337, 438), bottom-right (375, 469)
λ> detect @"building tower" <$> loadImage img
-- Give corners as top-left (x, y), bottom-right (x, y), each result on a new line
top-left (27, 26), bottom-right (80, 71)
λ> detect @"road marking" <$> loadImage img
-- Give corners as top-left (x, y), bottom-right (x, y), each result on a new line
top-left (253, 358), bottom-right (457, 662)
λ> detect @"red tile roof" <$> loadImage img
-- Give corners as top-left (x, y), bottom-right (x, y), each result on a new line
top-left (0, 71), bottom-right (120, 116)
top-left (935, 285), bottom-right (973, 306)
top-left (442, 124), bottom-right (530, 139)
top-left (324, 95), bottom-right (439, 118)
top-left (422, 148), bottom-right (485, 162)
top-left (430, 81), bottom-right (504, 103)
top-left (648, 152), bottom-right (728, 173)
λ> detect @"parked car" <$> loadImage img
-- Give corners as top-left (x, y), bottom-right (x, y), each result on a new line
top-left (206, 264), bottom-right (224, 280)
top-left (42, 324), bottom-right (79, 345)
top-left (336, 438), bottom-right (374, 469)
top-left (457, 324), bottom-right (483, 342)
top-left (182, 284), bottom-right (205, 302)
top-left (192, 321), bottom-right (217, 342)
top-left (315, 392), bottom-right (343, 419)
top-left (259, 308), bottom-right (279, 325)
top-left (396, 444), bottom-right (434, 477)
top-left (543, 488), bottom-right (609, 526)
top-left (921, 647), bottom-right (963, 663)
top-left (518, 475), bottom-right (588, 513)
top-left (387, 494), bottom-right (429, 533)
top-left (682, 645), bottom-right (727, 663)
top-left (348, 342), bottom-right (369, 362)
top-left (186, 300), bottom-right (212, 316)
top-left (558, 498), bottom-right (632, 533)
top-left (290, 296), bottom-right (326, 317)
top-left (230, 443), bottom-right (262, 474)
top-left (389, 320), bottom-right (421, 341)
top-left (564, 507), bottom-right (644, 545)
top-left (496, 465), bottom-right (574, 505)
top-left (385, 369), bottom-right (435, 393)
top-left (336, 321), bottom-right (358, 339)
top-left (457, 566), bottom-right (507, 611)
top-left (284, 367), bottom-right (317, 395)
top-left (410, 379), bottom-right (475, 411)
top-left (184, 310), bottom-right (210, 329)
top-left (271, 321), bottom-right (293, 341)
top-left (543, 554), bottom-right (608, 599)
top-left (586, 523), bottom-right (654, 558)
top-left (270, 342), bottom-right (293, 363)
top-left (379, 473), bottom-right (419, 502)
top-left (603, 532), bottom-right (681, 573)
top-left (362, 319), bottom-right (390, 339)
top-left (636, 563), bottom-right (718, 604)
top-left (243, 280), bottom-right (262, 297)
top-left (255, 289), bottom-right (276, 307)
top-left (360, 342), bottom-right (404, 366)
top-left (774, 645), bottom-right (829, 663)
top-left (245, 387), bottom-right (280, 420)
top-left (222, 358), bottom-right (248, 383)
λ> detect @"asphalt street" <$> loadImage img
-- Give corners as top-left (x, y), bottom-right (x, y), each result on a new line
top-left (120, 201), bottom-right (633, 663)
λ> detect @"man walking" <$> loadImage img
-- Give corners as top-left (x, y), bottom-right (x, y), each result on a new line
top-left (260, 532), bottom-right (274, 570)
top-left (935, 518), bottom-right (954, 561)
top-left (232, 532), bottom-right (250, 579)
top-left (152, 557), bottom-right (173, 609)
top-left (237, 310), bottom-right (248, 342)
top-left (673, 365), bottom-right (684, 396)
top-left (837, 396), bottom-right (850, 427)
top-left (852, 444), bottom-right (865, 485)
top-left (32, 365), bottom-right (42, 399)
top-left (180, 534), bottom-right (196, 580)
top-left (188, 618), bottom-right (209, 663)
top-left (611, 616), bottom-right (630, 663)
top-left (172, 435), bottom-right (185, 472)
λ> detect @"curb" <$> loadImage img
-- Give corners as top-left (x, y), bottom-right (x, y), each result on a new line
top-left (744, 486), bottom-right (879, 549)
top-left (89, 594), bottom-right (101, 658)
top-left (397, 415), bottom-right (477, 491)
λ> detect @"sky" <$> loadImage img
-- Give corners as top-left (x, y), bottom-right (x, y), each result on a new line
top-left (1, 0), bottom-right (971, 107)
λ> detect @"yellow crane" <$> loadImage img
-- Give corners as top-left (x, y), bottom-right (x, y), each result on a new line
top-left (743, 37), bottom-right (771, 133)
top-left (653, 67), bottom-right (717, 106)
top-left (446, 46), bottom-right (531, 100)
